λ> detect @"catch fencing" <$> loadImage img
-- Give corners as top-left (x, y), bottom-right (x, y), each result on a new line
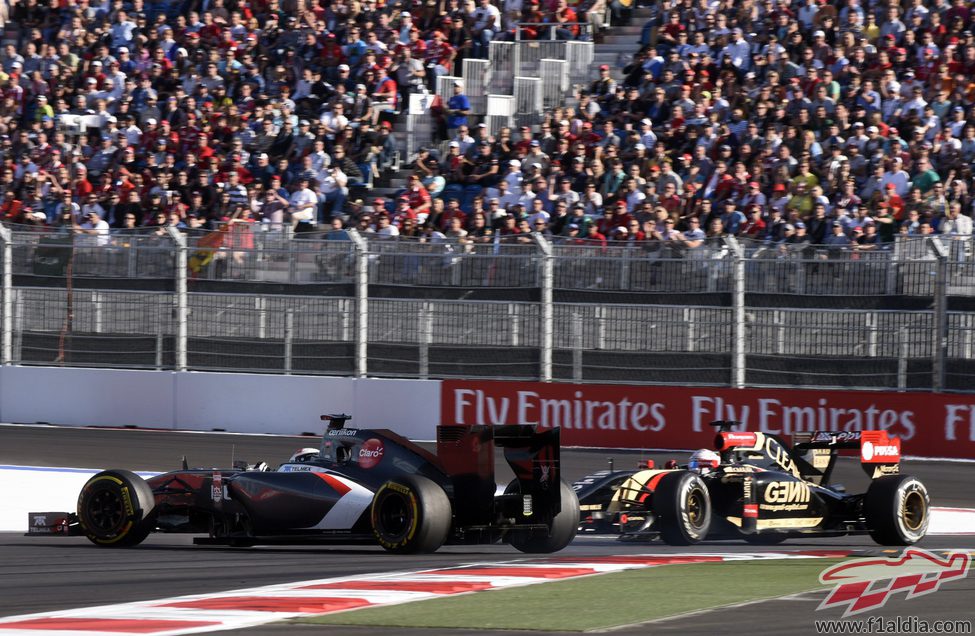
top-left (1, 225), bottom-right (973, 392)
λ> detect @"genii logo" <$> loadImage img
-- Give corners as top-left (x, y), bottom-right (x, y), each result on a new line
top-left (818, 549), bottom-right (970, 617)
top-left (358, 438), bottom-right (385, 469)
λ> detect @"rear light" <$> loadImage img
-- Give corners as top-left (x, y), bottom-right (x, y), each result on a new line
top-left (620, 514), bottom-right (629, 524)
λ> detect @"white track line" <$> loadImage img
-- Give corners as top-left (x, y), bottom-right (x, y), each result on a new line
top-left (0, 553), bottom-right (839, 636)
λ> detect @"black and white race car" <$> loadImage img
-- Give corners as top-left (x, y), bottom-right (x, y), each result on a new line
top-left (574, 421), bottom-right (929, 546)
top-left (28, 415), bottom-right (580, 554)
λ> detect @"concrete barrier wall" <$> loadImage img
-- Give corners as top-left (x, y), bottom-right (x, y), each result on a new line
top-left (0, 367), bottom-right (442, 440)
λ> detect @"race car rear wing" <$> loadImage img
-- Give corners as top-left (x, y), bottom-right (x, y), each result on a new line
top-left (793, 429), bottom-right (901, 479)
top-left (437, 424), bottom-right (562, 527)
top-left (711, 421), bottom-right (901, 484)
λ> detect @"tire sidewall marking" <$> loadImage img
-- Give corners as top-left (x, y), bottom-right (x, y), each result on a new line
top-left (680, 476), bottom-right (706, 541)
top-left (896, 479), bottom-right (928, 541)
top-left (373, 483), bottom-right (420, 549)
top-left (79, 475), bottom-right (137, 543)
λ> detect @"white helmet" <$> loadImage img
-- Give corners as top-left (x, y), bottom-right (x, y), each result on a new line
top-left (688, 449), bottom-right (720, 474)
top-left (289, 447), bottom-right (319, 463)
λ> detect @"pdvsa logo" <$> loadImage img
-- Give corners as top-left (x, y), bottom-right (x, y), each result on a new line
top-left (358, 438), bottom-right (384, 469)
top-left (861, 441), bottom-right (899, 462)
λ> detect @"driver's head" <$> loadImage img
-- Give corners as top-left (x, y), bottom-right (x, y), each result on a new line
top-left (687, 449), bottom-right (720, 474)
top-left (289, 447), bottom-right (319, 463)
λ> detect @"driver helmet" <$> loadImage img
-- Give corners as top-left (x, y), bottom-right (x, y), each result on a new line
top-left (688, 449), bottom-right (720, 474)
top-left (289, 447), bottom-right (320, 463)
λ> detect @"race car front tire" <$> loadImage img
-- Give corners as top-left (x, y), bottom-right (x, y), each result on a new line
top-left (77, 469), bottom-right (156, 547)
top-left (654, 471), bottom-right (712, 545)
top-left (506, 479), bottom-right (580, 553)
top-left (864, 475), bottom-right (929, 545)
top-left (371, 475), bottom-right (451, 554)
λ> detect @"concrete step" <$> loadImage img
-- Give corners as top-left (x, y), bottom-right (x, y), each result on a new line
top-left (602, 36), bottom-right (643, 45)
top-left (606, 26), bottom-right (644, 36)
top-left (594, 43), bottom-right (643, 52)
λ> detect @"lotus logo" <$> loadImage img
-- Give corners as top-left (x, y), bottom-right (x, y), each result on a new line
top-left (818, 549), bottom-right (970, 617)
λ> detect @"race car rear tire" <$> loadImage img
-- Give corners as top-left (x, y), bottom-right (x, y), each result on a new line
top-left (654, 471), bottom-right (711, 546)
top-left (864, 475), bottom-right (929, 545)
top-left (371, 475), bottom-right (451, 554)
top-left (505, 480), bottom-right (580, 554)
top-left (77, 470), bottom-right (156, 547)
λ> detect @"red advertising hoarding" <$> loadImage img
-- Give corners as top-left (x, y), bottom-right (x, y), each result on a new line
top-left (440, 380), bottom-right (975, 459)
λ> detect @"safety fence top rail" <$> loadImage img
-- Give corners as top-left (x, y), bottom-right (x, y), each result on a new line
top-left (0, 226), bottom-right (968, 391)
top-left (2, 229), bottom-right (972, 297)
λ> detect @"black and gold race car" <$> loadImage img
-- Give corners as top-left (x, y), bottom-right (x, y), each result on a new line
top-left (574, 421), bottom-right (929, 546)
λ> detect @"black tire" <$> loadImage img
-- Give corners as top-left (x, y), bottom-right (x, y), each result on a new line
top-left (864, 475), bottom-right (929, 546)
top-left (371, 474), bottom-right (451, 554)
top-left (654, 471), bottom-right (711, 546)
top-left (77, 470), bottom-right (156, 547)
top-left (744, 533), bottom-right (788, 545)
top-left (505, 480), bottom-right (580, 554)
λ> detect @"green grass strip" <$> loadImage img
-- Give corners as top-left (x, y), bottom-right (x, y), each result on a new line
top-left (298, 558), bottom-right (842, 632)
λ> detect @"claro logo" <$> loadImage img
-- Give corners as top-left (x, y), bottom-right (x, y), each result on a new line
top-left (358, 438), bottom-right (384, 469)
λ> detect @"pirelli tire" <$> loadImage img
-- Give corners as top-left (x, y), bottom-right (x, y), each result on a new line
top-left (77, 470), bottom-right (156, 547)
top-left (371, 475), bottom-right (452, 554)
top-left (505, 479), bottom-right (580, 554)
top-left (654, 471), bottom-right (712, 546)
top-left (864, 475), bottom-right (929, 546)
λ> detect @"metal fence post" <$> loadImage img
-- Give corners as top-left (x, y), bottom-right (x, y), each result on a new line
top-left (508, 303), bottom-right (520, 347)
top-left (419, 302), bottom-right (433, 379)
top-left (284, 307), bottom-right (294, 375)
top-left (0, 224), bottom-right (11, 365)
top-left (726, 237), bottom-right (745, 388)
top-left (348, 229), bottom-right (369, 378)
top-left (571, 311), bottom-right (583, 382)
top-left (533, 233), bottom-right (553, 382)
top-left (930, 238), bottom-right (949, 391)
top-left (897, 326), bottom-right (908, 391)
top-left (166, 228), bottom-right (188, 372)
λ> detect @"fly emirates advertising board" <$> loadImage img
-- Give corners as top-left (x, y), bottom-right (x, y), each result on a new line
top-left (440, 380), bottom-right (975, 459)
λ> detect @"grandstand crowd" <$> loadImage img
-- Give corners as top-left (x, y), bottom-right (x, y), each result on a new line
top-left (0, 0), bottom-right (974, 253)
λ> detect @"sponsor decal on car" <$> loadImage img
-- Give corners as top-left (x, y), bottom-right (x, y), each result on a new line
top-left (358, 438), bottom-right (384, 469)
top-left (812, 431), bottom-right (861, 444)
top-left (761, 481), bottom-right (810, 512)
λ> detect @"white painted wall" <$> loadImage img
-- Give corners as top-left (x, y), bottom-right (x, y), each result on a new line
top-left (0, 367), bottom-right (442, 438)
top-left (1, 367), bottom-right (177, 429)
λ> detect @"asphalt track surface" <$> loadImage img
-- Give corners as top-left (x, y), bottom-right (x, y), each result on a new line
top-left (1, 425), bottom-right (973, 636)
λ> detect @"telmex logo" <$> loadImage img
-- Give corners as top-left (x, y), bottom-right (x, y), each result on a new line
top-left (764, 481), bottom-right (810, 504)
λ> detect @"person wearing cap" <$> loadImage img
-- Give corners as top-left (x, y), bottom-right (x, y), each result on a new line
top-left (780, 220), bottom-right (812, 258)
top-left (823, 218), bottom-right (852, 254)
top-left (589, 64), bottom-right (616, 98)
top-left (445, 81), bottom-right (470, 140)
